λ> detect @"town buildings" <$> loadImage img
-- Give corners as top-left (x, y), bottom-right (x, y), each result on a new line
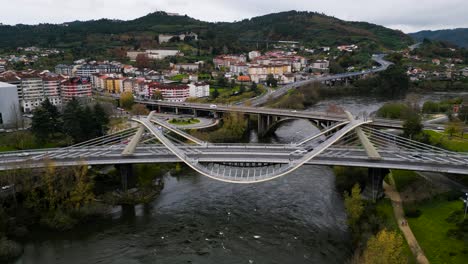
top-left (311, 60), bottom-right (330, 70)
top-left (248, 51), bottom-right (261, 60)
top-left (147, 82), bottom-right (210, 102)
top-left (0, 70), bottom-right (93, 112)
top-left (248, 64), bottom-right (292, 83)
top-left (127, 49), bottom-right (182, 61)
top-left (174, 63), bottom-right (199, 72)
top-left (213, 55), bottom-right (247, 69)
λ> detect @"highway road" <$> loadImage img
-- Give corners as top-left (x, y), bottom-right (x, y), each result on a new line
top-left (246, 54), bottom-right (393, 106)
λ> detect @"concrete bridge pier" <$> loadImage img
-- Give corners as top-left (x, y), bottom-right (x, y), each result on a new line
top-left (175, 107), bottom-right (179, 115)
top-left (116, 164), bottom-right (136, 191)
top-left (257, 114), bottom-right (267, 136)
top-left (257, 114), bottom-right (275, 137)
top-left (363, 167), bottom-right (389, 200)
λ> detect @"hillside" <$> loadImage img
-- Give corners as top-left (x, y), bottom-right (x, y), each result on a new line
top-left (0, 10), bottom-right (413, 57)
top-left (410, 28), bottom-right (468, 48)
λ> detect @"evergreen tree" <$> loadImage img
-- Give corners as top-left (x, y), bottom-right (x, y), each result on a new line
top-left (250, 82), bottom-right (258, 94)
top-left (31, 99), bottom-right (62, 141)
top-left (41, 99), bottom-right (62, 133)
top-left (212, 88), bottom-right (220, 99)
top-left (93, 103), bottom-right (109, 136)
top-left (31, 107), bottom-right (53, 141)
top-left (63, 98), bottom-right (84, 143)
top-left (239, 83), bottom-right (246, 94)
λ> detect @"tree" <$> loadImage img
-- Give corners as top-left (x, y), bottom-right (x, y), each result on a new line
top-left (69, 164), bottom-right (94, 209)
top-left (62, 98), bottom-right (84, 143)
top-left (375, 65), bottom-right (410, 99)
top-left (212, 88), bottom-right (220, 99)
top-left (31, 107), bottom-right (54, 141)
top-left (151, 90), bottom-right (163, 100)
top-left (239, 83), bottom-right (246, 94)
top-left (403, 113), bottom-right (423, 139)
top-left (230, 79), bottom-right (236, 89)
top-left (93, 103), bottom-right (109, 137)
top-left (360, 229), bottom-right (406, 264)
top-left (217, 76), bottom-right (227, 87)
top-left (445, 122), bottom-right (462, 138)
top-left (120, 91), bottom-right (135, 110)
top-left (136, 53), bottom-right (150, 69)
top-left (266, 74), bottom-right (278, 87)
top-left (458, 105), bottom-right (468, 124)
top-left (31, 99), bottom-right (62, 140)
top-left (131, 104), bottom-right (150, 116)
top-left (344, 184), bottom-right (364, 229)
top-left (250, 82), bottom-right (258, 94)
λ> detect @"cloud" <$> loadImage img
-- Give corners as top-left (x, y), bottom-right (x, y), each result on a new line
top-left (1, 0), bottom-right (468, 33)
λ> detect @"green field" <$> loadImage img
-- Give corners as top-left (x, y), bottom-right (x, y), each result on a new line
top-left (425, 130), bottom-right (468, 152)
top-left (408, 199), bottom-right (467, 264)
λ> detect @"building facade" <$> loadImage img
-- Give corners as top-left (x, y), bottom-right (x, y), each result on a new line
top-left (61, 77), bottom-right (92, 102)
top-left (0, 82), bottom-right (21, 128)
top-left (188, 82), bottom-right (210, 98)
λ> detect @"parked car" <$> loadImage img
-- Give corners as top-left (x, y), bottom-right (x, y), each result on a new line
top-left (210, 104), bottom-right (217, 109)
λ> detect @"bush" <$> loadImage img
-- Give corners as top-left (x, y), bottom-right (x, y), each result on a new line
top-left (40, 210), bottom-right (78, 231)
top-left (404, 204), bottom-right (422, 218)
top-left (376, 103), bottom-right (410, 119)
top-left (443, 190), bottom-right (463, 201)
top-left (0, 237), bottom-right (22, 261)
top-left (334, 166), bottom-right (367, 195)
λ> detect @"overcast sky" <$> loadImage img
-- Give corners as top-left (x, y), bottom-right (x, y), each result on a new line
top-left (1, 0), bottom-right (468, 33)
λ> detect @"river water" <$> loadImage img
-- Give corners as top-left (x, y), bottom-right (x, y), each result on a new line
top-left (15, 92), bottom-right (461, 264)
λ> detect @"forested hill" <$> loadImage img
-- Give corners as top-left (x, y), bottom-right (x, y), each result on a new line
top-left (410, 28), bottom-right (468, 48)
top-left (0, 10), bottom-right (413, 55)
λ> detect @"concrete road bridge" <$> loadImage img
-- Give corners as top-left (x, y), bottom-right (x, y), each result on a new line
top-left (0, 111), bottom-right (466, 197)
top-left (136, 100), bottom-right (441, 136)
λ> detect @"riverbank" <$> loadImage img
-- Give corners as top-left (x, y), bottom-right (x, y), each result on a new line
top-left (333, 167), bottom-right (416, 263)
top-left (391, 170), bottom-right (468, 264)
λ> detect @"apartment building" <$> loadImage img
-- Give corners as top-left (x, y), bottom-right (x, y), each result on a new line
top-left (61, 77), bottom-right (92, 102)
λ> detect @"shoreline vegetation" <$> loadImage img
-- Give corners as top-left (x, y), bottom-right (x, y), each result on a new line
top-left (333, 167), bottom-right (415, 264)
top-left (0, 162), bottom-right (176, 262)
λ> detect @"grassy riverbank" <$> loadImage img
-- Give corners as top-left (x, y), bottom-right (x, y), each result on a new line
top-left (391, 170), bottom-right (468, 264)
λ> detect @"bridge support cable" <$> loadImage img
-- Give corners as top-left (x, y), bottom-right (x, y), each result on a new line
top-left (297, 121), bottom-right (350, 145)
top-left (67, 127), bottom-right (139, 148)
top-left (362, 127), bottom-right (459, 155)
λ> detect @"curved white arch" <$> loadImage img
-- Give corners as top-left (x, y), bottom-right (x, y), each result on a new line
top-left (132, 112), bottom-right (372, 184)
